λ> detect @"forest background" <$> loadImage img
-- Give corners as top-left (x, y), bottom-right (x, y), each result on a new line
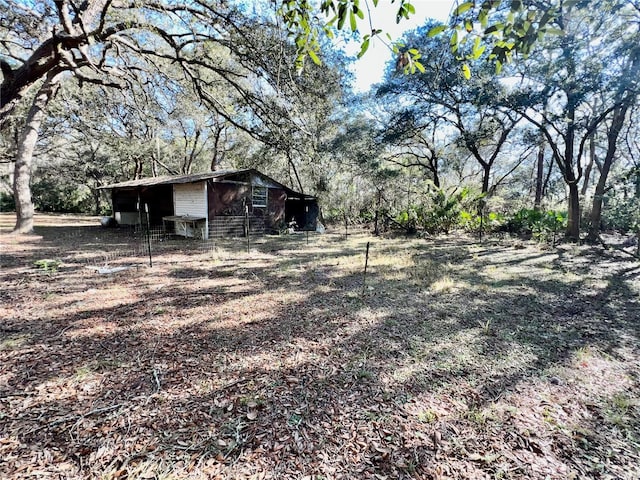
top-left (1, 0), bottom-right (639, 243)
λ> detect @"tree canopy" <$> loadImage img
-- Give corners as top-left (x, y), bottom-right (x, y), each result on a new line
top-left (2, 0), bottom-right (640, 243)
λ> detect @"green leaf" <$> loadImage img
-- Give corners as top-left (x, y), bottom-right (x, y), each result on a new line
top-left (484, 23), bottom-right (501, 35)
top-left (453, 1), bottom-right (474, 16)
top-left (539, 11), bottom-right (553, 27)
top-left (462, 63), bottom-right (471, 79)
top-left (471, 36), bottom-right (486, 59)
top-left (350, 10), bottom-right (357, 31)
top-left (405, 3), bottom-right (415, 14)
top-left (450, 29), bottom-right (459, 53)
top-left (495, 59), bottom-right (503, 74)
top-left (337, 4), bottom-right (346, 29)
top-left (408, 48), bottom-right (419, 55)
top-left (472, 43), bottom-right (486, 59)
top-left (415, 60), bottom-right (425, 73)
top-left (427, 25), bottom-right (447, 37)
top-left (478, 10), bottom-right (487, 28)
top-left (308, 49), bottom-right (321, 65)
top-left (357, 38), bottom-right (370, 58)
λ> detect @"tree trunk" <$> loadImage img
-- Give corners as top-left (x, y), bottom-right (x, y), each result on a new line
top-left (581, 133), bottom-right (596, 196)
top-left (566, 181), bottom-right (580, 241)
top-left (534, 146), bottom-right (545, 210)
top-left (587, 103), bottom-right (631, 242)
top-left (12, 73), bottom-right (60, 233)
top-left (481, 164), bottom-right (491, 195)
top-left (94, 182), bottom-right (101, 215)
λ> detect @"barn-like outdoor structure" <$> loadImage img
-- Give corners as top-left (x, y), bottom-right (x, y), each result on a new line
top-left (100, 169), bottom-right (318, 239)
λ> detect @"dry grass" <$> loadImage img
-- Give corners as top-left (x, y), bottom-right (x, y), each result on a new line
top-left (1, 213), bottom-right (640, 479)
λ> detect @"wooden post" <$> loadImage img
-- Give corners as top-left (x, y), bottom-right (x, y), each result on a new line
top-left (478, 199), bottom-right (485, 244)
top-left (362, 241), bottom-right (370, 293)
top-left (145, 203), bottom-right (152, 267)
top-left (306, 205), bottom-right (309, 245)
top-left (344, 210), bottom-right (348, 240)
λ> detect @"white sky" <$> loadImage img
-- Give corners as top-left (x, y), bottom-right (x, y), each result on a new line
top-left (345, 0), bottom-right (456, 92)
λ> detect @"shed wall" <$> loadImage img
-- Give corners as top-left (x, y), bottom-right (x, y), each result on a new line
top-left (268, 188), bottom-right (287, 231)
top-left (208, 182), bottom-right (249, 216)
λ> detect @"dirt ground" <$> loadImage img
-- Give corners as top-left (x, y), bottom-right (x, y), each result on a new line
top-left (1, 213), bottom-right (639, 479)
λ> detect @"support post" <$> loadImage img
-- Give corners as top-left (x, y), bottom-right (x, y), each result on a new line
top-left (245, 205), bottom-right (250, 254)
top-left (306, 205), bottom-right (309, 245)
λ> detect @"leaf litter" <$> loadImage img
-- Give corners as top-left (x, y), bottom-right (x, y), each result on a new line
top-left (1, 214), bottom-right (639, 479)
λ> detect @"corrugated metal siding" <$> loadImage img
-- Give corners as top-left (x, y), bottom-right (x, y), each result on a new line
top-left (209, 215), bottom-right (265, 238)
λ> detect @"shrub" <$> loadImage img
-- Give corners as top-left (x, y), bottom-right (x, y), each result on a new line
top-left (459, 210), bottom-right (505, 233)
top-left (0, 192), bottom-right (15, 212)
top-left (504, 208), bottom-right (567, 242)
top-left (32, 176), bottom-right (94, 213)
top-left (395, 188), bottom-right (473, 234)
top-left (395, 205), bottom-right (420, 233)
top-left (600, 195), bottom-right (640, 233)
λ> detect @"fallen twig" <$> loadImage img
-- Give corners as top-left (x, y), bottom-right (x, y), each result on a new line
top-left (28, 403), bottom-right (125, 434)
top-left (598, 236), bottom-right (640, 260)
top-left (153, 368), bottom-right (161, 391)
top-left (220, 377), bottom-right (248, 390)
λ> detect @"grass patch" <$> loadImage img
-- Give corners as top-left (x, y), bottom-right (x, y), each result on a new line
top-left (0, 334), bottom-right (30, 351)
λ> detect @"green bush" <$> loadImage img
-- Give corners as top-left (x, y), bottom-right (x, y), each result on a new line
top-left (0, 192), bottom-right (15, 212)
top-left (459, 210), bottom-right (505, 233)
top-left (600, 195), bottom-right (640, 233)
top-left (395, 205), bottom-right (420, 233)
top-left (421, 189), bottom-right (467, 234)
top-left (395, 188), bottom-right (473, 234)
top-left (32, 177), bottom-right (93, 213)
top-left (505, 208), bottom-right (567, 242)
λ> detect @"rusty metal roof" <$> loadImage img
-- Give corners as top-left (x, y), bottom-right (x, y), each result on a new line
top-left (98, 169), bottom-right (252, 189)
top-left (99, 169), bottom-right (316, 200)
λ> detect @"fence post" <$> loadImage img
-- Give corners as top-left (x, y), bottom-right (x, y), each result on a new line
top-left (362, 241), bottom-right (370, 293)
top-left (145, 203), bottom-right (153, 267)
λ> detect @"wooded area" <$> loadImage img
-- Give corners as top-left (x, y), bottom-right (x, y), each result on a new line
top-left (1, 0), bottom-right (638, 241)
top-left (1, 0), bottom-right (640, 478)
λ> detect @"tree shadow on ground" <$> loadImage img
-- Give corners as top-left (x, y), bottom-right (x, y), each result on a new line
top-left (1, 229), bottom-right (639, 479)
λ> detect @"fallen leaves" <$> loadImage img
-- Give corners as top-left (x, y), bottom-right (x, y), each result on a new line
top-left (1, 219), bottom-right (640, 479)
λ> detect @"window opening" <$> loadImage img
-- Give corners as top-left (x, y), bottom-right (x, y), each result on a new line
top-left (252, 186), bottom-right (267, 208)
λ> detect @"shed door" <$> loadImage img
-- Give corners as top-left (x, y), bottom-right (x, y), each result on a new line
top-left (173, 182), bottom-right (208, 237)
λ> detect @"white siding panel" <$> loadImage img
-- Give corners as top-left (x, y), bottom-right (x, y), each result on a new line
top-left (174, 182), bottom-right (207, 217)
top-left (173, 182), bottom-right (209, 239)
